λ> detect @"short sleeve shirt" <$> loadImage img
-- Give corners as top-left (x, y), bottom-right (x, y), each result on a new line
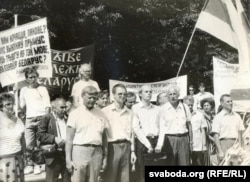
top-left (102, 103), bottom-right (132, 142)
top-left (191, 112), bottom-right (207, 151)
top-left (212, 110), bottom-right (245, 139)
top-left (0, 117), bottom-right (24, 155)
top-left (67, 105), bottom-right (108, 145)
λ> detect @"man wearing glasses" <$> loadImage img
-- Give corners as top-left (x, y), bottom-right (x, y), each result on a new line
top-left (37, 97), bottom-right (71, 182)
top-left (103, 84), bottom-right (136, 182)
top-left (19, 67), bottom-right (51, 175)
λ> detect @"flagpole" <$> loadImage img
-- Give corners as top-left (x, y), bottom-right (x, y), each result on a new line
top-left (176, 0), bottom-right (208, 79)
top-left (14, 14), bottom-right (18, 117)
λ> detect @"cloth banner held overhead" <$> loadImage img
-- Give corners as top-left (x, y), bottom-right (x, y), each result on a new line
top-left (37, 44), bottom-right (95, 95)
top-left (213, 57), bottom-right (239, 111)
top-left (0, 18), bottom-right (52, 87)
top-left (109, 75), bottom-right (187, 102)
top-left (17, 44), bottom-right (95, 95)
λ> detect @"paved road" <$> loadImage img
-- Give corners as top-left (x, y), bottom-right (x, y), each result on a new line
top-left (24, 164), bottom-right (46, 182)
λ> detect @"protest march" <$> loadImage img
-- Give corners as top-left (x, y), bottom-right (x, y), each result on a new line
top-left (1, 0), bottom-right (250, 182)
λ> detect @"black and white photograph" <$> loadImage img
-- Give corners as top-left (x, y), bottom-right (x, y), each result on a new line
top-left (1, 0), bottom-right (250, 182)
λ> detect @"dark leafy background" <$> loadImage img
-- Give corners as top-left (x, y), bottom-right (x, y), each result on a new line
top-left (1, 0), bottom-right (249, 95)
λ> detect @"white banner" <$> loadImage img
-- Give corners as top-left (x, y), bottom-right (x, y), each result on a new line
top-left (0, 18), bottom-right (52, 87)
top-left (109, 75), bottom-right (187, 102)
top-left (213, 56), bottom-right (239, 111)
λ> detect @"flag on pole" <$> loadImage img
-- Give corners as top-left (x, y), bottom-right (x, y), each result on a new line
top-left (224, 0), bottom-right (250, 73)
top-left (195, 0), bottom-right (237, 48)
top-left (196, 0), bottom-right (250, 73)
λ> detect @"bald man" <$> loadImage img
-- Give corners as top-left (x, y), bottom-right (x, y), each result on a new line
top-left (71, 63), bottom-right (100, 107)
top-left (37, 97), bottom-right (70, 182)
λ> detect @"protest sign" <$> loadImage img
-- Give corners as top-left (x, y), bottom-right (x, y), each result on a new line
top-left (0, 18), bottom-right (52, 87)
top-left (109, 75), bottom-right (187, 102)
top-left (37, 44), bottom-right (94, 95)
top-left (213, 57), bottom-right (239, 111)
top-left (230, 72), bottom-right (250, 112)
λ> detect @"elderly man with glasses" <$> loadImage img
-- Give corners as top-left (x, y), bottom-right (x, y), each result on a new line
top-left (37, 97), bottom-right (71, 182)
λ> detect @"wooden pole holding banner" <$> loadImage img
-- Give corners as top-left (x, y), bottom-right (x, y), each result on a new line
top-left (176, 0), bottom-right (208, 79)
top-left (14, 14), bottom-right (18, 117)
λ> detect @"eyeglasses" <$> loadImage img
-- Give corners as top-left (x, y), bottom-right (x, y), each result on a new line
top-left (4, 103), bottom-right (13, 107)
top-left (189, 89), bottom-right (194, 91)
top-left (28, 76), bottom-right (37, 79)
top-left (60, 106), bottom-right (67, 109)
top-left (117, 93), bottom-right (127, 97)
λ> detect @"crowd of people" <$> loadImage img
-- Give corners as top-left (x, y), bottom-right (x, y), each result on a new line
top-left (0, 63), bottom-right (248, 182)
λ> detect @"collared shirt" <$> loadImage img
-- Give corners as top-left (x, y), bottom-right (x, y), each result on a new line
top-left (102, 103), bottom-right (132, 142)
top-left (132, 102), bottom-right (160, 149)
top-left (191, 112), bottom-right (207, 151)
top-left (71, 79), bottom-right (100, 106)
top-left (157, 102), bottom-right (191, 148)
top-left (53, 113), bottom-right (67, 141)
top-left (67, 105), bottom-right (108, 145)
top-left (212, 110), bottom-right (245, 139)
top-left (19, 86), bottom-right (51, 118)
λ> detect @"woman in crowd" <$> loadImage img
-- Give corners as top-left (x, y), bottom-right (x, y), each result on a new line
top-left (0, 93), bottom-right (25, 182)
top-left (95, 90), bottom-right (109, 109)
top-left (200, 98), bottom-right (216, 165)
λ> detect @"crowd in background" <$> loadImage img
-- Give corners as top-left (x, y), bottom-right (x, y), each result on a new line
top-left (0, 63), bottom-right (248, 182)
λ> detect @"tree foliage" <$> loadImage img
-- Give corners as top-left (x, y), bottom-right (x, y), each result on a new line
top-left (0, 0), bottom-right (243, 93)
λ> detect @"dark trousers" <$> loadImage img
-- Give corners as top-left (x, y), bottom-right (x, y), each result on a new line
top-left (45, 153), bottom-right (71, 182)
top-left (191, 151), bottom-right (208, 166)
top-left (163, 134), bottom-right (190, 166)
top-left (135, 137), bottom-right (158, 182)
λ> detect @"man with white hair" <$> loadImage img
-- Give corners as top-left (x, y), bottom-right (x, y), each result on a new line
top-left (156, 83), bottom-right (193, 165)
top-left (71, 63), bottom-right (100, 107)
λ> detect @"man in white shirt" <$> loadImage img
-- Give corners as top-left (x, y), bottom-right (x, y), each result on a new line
top-left (37, 97), bottom-right (70, 182)
top-left (19, 67), bottom-right (51, 174)
top-left (66, 86), bottom-right (108, 182)
top-left (103, 84), bottom-right (136, 182)
top-left (156, 83), bottom-right (193, 165)
top-left (212, 94), bottom-right (244, 164)
top-left (71, 63), bottom-right (100, 108)
top-left (132, 85), bottom-right (160, 182)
